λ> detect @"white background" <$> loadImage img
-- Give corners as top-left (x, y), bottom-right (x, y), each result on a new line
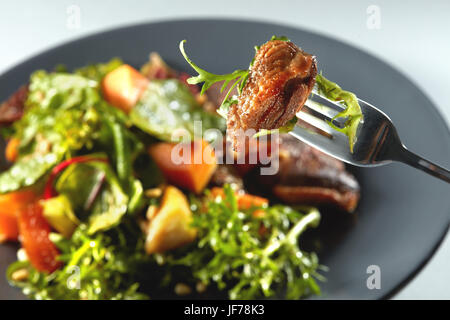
top-left (1, 0), bottom-right (449, 299)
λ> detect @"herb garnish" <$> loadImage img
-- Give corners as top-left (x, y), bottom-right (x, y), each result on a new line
top-left (163, 185), bottom-right (324, 299)
top-left (179, 40), bottom-right (249, 112)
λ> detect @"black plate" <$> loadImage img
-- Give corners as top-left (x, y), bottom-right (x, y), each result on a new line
top-left (0, 19), bottom-right (449, 300)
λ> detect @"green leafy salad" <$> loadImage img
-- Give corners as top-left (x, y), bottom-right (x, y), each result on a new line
top-left (0, 40), bottom-right (333, 300)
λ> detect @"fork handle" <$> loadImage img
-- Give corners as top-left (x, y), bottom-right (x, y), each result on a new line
top-left (397, 147), bottom-right (450, 183)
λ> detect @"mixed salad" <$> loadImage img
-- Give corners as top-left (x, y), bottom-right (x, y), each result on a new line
top-left (0, 37), bottom-right (361, 300)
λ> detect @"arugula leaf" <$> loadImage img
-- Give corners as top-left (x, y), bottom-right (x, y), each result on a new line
top-left (315, 74), bottom-right (363, 152)
top-left (130, 79), bottom-right (225, 142)
top-left (163, 185), bottom-right (324, 300)
top-left (270, 35), bottom-right (290, 41)
top-left (179, 40), bottom-right (249, 97)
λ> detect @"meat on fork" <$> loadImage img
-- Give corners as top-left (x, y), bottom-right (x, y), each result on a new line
top-left (227, 40), bottom-right (317, 151)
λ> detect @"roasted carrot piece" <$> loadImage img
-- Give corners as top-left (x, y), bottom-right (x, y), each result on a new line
top-left (0, 214), bottom-right (19, 242)
top-left (101, 64), bottom-right (149, 113)
top-left (0, 190), bottom-right (37, 242)
top-left (18, 202), bottom-right (62, 273)
top-left (149, 140), bottom-right (217, 194)
top-left (210, 187), bottom-right (268, 211)
top-left (237, 193), bottom-right (269, 210)
top-left (5, 137), bottom-right (20, 162)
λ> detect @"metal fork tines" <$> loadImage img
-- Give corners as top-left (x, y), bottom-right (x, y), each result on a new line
top-left (292, 93), bottom-right (450, 183)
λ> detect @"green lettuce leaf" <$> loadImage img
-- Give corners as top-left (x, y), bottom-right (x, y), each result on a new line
top-left (315, 74), bottom-right (363, 152)
top-left (0, 151), bottom-right (62, 193)
top-left (130, 79), bottom-right (225, 142)
top-left (55, 160), bottom-right (128, 234)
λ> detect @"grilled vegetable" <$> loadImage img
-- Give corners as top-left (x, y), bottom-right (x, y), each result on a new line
top-left (102, 64), bottom-right (149, 113)
top-left (18, 202), bottom-right (62, 273)
top-left (0, 190), bottom-right (37, 242)
top-left (145, 186), bottom-right (196, 254)
top-left (149, 140), bottom-right (217, 194)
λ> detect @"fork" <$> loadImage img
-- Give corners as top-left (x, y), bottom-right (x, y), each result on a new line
top-left (291, 89), bottom-right (450, 183)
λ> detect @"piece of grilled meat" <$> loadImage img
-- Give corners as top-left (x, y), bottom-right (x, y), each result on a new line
top-left (257, 134), bottom-right (360, 212)
top-left (208, 164), bottom-right (244, 191)
top-left (0, 85), bottom-right (28, 125)
top-left (227, 40), bottom-right (317, 151)
top-left (275, 135), bottom-right (359, 212)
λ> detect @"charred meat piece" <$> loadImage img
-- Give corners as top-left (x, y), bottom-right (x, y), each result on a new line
top-left (274, 135), bottom-right (360, 212)
top-left (258, 134), bottom-right (360, 212)
top-left (227, 40), bottom-right (317, 151)
top-left (0, 85), bottom-right (28, 125)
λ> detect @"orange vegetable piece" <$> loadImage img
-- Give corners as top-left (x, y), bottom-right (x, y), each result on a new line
top-left (101, 64), bottom-right (149, 113)
top-left (210, 187), bottom-right (268, 211)
top-left (0, 190), bottom-right (36, 242)
top-left (0, 214), bottom-right (19, 242)
top-left (5, 138), bottom-right (20, 162)
top-left (236, 193), bottom-right (269, 210)
top-left (18, 202), bottom-right (62, 273)
top-left (149, 140), bottom-right (217, 194)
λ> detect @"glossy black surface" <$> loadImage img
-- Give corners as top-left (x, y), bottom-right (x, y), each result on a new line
top-left (0, 19), bottom-right (449, 300)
